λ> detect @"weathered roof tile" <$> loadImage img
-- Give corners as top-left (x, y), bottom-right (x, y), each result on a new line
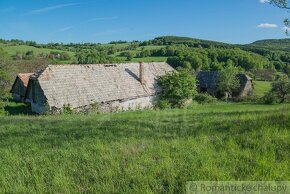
top-left (37, 62), bottom-right (174, 108)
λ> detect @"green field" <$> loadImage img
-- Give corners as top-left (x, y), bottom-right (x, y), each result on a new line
top-left (136, 45), bottom-right (166, 51)
top-left (130, 57), bottom-right (168, 62)
top-left (0, 103), bottom-right (289, 193)
top-left (0, 44), bottom-right (75, 58)
top-left (0, 43), bottom-right (168, 64)
top-left (114, 56), bottom-right (168, 63)
top-left (253, 81), bottom-right (272, 97)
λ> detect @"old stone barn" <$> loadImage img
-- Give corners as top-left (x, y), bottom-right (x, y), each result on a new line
top-left (197, 71), bottom-right (253, 97)
top-left (24, 62), bottom-right (174, 113)
top-left (11, 73), bottom-right (34, 102)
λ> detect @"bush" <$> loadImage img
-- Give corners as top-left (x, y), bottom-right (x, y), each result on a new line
top-left (218, 63), bottom-right (240, 100)
top-left (235, 95), bottom-right (259, 103)
top-left (194, 93), bottom-right (217, 104)
top-left (234, 91), bottom-right (260, 103)
top-left (0, 100), bottom-right (6, 115)
top-left (158, 70), bottom-right (197, 108)
top-left (120, 51), bottom-right (135, 61)
top-left (63, 104), bottom-right (74, 114)
top-left (261, 92), bottom-right (278, 104)
top-left (88, 103), bottom-right (100, 114)
top-left (0, 49), bottom-right (15, 97)
top-left (270, 74), bottom-right (290, 103)
top-left (22, 50), bottom-right (34, 60)
top-left (156, 100), bottom-right (172, 109)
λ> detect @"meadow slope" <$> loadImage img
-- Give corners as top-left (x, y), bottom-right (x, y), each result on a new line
top-left (0, 104), bottom-right (289, 193)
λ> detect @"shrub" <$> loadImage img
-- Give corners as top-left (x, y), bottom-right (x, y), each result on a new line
top-left (0, 49), bottom-right (15, 98)
top-left (158, 70), bottom-right (197, 108)
top-left (218, 63), bottom-right (240, 101)
top-left (88, 103), bottom-right (100, 114)
top-left (62, 104), bottom-right (74, 114)
top-left (194, 93), bottom-right (217, 104)
top-left (235, 95), bottom-right (259, 103)
top-left (0, 100), bottom-right (5, 115)
top-left (22, 50), bottom-right (34, 60)
top-left (270, 74), bottom-right (290, 103)
top-left (261, 92), bottom-right (278, 104)
top-left (156, 100), bottom-right (172, 109)
top-left (120, 51), bottom-right (135, 61)
top-left (234, 91), bottom-right (260, 103)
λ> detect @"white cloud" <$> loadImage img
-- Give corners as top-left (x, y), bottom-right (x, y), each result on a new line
top-left (27, 3), bottom-right (80, 15)
top-left (259, 0), bottom-right (269, 3)
top-left (257, 23), bottom-right (278, 28)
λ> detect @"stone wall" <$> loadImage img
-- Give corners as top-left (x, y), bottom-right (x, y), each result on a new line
top-left (31, 96), bottom-right (156, 114)
top-left (76, 96), bottom-right (156, 113)
top-left (240, 80), bottom-right (253, 97)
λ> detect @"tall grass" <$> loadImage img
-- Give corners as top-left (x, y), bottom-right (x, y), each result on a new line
top-left (0, 104), bottom-right (289, 193)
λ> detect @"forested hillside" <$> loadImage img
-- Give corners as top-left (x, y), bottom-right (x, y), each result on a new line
top-left (249, 39), bottom-right (290, 52)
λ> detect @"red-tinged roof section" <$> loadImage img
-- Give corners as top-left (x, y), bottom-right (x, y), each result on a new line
top-left (18, 73), bottom-right (34, 87)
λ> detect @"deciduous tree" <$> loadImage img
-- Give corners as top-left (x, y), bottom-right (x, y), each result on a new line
top-left (158, 70), bottom-right (197, 108)
top-left (270, 74), bottom-right (290, 103)
top-left (218, 64), bottom-right (240, 101)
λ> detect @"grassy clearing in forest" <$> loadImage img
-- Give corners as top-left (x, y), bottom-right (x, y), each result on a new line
top-left (0, 103), bottom-right (289, 193)
top-left (253, 81), bottom-right (272, 97)
top-left (0, 44), bottom-right (75, 58)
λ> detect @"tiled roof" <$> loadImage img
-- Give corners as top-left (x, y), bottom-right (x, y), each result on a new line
top-left (36, 62), bottom-right (174, 109)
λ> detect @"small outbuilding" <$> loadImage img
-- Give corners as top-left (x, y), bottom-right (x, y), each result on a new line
top-left (11, 73), bottom-right (34, 102)
top-left (197, 71), bottom-right (253, 97)
top-left (236, 74), bottom-right (253, 97)
top-left (25, 62), bottom-right (174, 113)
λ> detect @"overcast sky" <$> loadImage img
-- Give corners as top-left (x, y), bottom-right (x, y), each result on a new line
top-left (0, 0), bottom-right (288, 44)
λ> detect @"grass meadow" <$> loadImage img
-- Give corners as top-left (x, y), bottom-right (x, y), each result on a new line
top-left (0, 44), bottom-right (75, 59)
top-left (0, 43), bottom-right (168, 64)
top-left (0, 103), bottom-right (289, 193)
top-left (253, 81), bottom-right (272, 97)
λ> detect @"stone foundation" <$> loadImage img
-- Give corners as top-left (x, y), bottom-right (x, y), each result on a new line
top-left (31, 96), bottom-right (156, 114)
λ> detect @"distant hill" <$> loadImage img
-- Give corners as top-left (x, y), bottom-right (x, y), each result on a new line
top-left (248, 39), bottom-right (290, 52)
top-left (147, 36), bottom-right (232, 48)
top-left (152, 36), bottom-right (290, 52)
